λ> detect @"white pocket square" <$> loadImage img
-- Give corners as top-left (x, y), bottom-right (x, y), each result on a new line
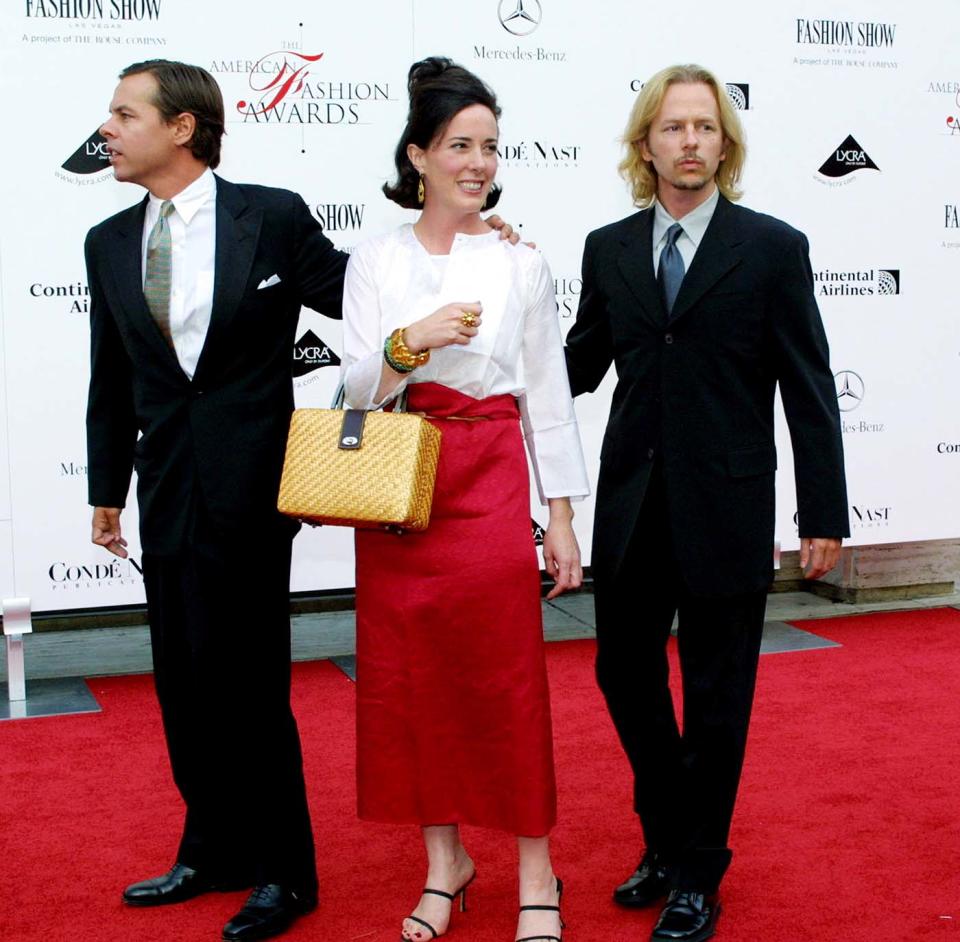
top-left (257, 274), bottom-right (282, 289)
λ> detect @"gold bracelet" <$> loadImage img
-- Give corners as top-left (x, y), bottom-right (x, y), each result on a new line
top-left (388, 327), bottom-right (431, 370)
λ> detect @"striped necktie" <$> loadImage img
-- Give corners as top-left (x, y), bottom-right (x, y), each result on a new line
top-left (143, 199), bottom-right (176, 347)
top-left (657, 222), bottom-right (685, 317)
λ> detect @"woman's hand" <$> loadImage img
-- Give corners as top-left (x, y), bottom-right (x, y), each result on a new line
top-left (403, 302), bottom-right (482, 352)
top-left (542, 499), bottom-right (582, 600)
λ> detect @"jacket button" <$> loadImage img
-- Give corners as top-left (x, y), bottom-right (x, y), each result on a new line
top-left (664, 333), bottom-right (674, 344)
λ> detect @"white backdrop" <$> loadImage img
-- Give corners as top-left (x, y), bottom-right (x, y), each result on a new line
top-left (1, 0), bottom-right (958, 612)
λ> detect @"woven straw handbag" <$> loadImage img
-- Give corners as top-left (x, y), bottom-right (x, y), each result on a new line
top-left (277, 388), bottom-right (441, 533)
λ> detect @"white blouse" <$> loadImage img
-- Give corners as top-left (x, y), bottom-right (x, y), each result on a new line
top-left (340, 224), bottom-right (590, 504)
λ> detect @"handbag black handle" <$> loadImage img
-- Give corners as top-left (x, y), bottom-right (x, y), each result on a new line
top-left (332, 383), bottom-right (409, 451)
top-left (338, 410), bottom-right (366, 450)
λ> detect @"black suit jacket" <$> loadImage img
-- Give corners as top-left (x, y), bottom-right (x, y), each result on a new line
top-left (565, 195), bottom-right (849, 596)
top-left (85, 176), bottom-right (347, 553)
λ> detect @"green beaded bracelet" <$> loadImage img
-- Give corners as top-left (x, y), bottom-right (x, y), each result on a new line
top-left (383, 334), bottom-right (415, 374)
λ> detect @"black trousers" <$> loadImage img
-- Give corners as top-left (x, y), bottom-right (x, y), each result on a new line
top-left (594, 468), bottom-right (767, 893)
top-left (142, 524), bottom-right (316, 892)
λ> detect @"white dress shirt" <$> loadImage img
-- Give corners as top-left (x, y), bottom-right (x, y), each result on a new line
top-left (651, 185), bottom-right (720, 275)
top-left (142, 168), bottom-right (217, 379)
top-left (341, 224), bottom-right (590, 504)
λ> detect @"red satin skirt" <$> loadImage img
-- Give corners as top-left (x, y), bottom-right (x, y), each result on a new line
top-left (354, 383), bottom-right (556, 836)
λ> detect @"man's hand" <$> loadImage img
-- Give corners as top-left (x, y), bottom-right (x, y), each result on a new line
top-left (92, 506), bottom-right (128, 559)
top-left (800, 537), bottom-right (841, 580)
top-left (484, 214), bottom-right (536, 248)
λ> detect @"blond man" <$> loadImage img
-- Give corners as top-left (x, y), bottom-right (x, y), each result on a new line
top-left (564, 64), bottom-right (848, 942)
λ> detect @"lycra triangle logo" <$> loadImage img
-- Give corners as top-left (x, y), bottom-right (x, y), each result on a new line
top-left (818, 134), bottom-right (880, 177)
top-left (61, 129), bottom-right (111, 176)
top-left (292, 330), bottom-right (340, 377)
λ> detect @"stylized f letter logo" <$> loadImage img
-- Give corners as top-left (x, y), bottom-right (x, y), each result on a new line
top-left (237, 51), bottom-right (324, 116)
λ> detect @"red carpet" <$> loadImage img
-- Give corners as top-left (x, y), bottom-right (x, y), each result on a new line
top-left (1, 608), bottom-right (959, 941)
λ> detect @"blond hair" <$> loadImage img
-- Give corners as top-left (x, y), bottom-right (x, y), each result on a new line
top-left (619, 64), bottom-right (745, 207)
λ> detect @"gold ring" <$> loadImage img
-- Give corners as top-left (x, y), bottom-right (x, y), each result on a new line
top-left (461, 312), bottom-right (478, 328)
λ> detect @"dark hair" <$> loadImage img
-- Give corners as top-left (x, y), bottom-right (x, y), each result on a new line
top-left (120, 59), bottom-right (226, 168)
top-left (383, 57), bottom-right (502, 210)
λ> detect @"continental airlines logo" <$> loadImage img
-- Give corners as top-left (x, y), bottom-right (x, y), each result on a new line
top-left (725, 83), bottom-right (750, 110)
top-left (218, 51), bottom-right (392, 125)
top-left (814, 268), bottom-right (899, 297)
top-left (628, 80), bottom-right (750, 110)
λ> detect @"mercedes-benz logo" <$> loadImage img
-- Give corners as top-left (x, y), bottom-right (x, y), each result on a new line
top-left (498, 0), bottom-right (542, 36)
top-left (834, 370), bottom-right (865, 412)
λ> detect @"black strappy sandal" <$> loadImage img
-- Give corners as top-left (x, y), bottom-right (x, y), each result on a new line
top-left (516, 877), bottom-right (565, 942)
top-left (402, 873), bottom-right (476, 940)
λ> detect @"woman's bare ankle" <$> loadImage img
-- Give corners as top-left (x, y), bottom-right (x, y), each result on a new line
top-left (425, 845), bottom-right (474, 891)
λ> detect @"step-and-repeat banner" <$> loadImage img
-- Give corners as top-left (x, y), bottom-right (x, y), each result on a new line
top-left (1, 0), bottom-right (958, 611)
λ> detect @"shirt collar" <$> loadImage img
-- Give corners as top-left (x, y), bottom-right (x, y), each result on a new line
top-left (404, 222), bottom-right (501, 255)
top-left (652, 186), bottom-right (720, 250)
top-left (147, 167), bottom-right (217, 225)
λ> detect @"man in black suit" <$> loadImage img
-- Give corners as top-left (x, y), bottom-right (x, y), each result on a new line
top-left (564, 65), bottom-right (848, 942)
top-left (85, 60), bottom-right (346, 941)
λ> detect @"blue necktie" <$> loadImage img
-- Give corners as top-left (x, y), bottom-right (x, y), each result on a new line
top-left (657, 223), bottom-right (685, 316)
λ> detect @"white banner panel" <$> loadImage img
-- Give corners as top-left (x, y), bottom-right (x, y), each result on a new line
top-left (0, 521), bottom-right (13, 604)
top-left (1, 0), bottom-right (958, 611)
top-left (0, 264), bottom-right (13, 599)
top-left (0, 262), bottom-right (10, 525)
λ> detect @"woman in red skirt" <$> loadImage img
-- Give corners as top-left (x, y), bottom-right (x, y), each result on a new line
top-left (341, 57), bottom-right (590, 942)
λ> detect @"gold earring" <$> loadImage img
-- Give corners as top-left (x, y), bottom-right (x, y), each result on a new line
top-left (417, 174), bottom-right (425, 204)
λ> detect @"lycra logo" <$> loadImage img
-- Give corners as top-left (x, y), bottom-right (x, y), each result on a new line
top-left (818, 134), bottom-right (879, 178)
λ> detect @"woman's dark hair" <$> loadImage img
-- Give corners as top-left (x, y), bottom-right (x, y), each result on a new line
top-left (383, 57), bottom-right (502, 210)
top-left (120, 59), bottom-right (226, 169)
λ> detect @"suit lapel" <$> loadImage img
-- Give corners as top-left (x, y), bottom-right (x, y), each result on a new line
top-left (192, 177), bottom-right (263, 384)
top-left (107, 196), bottom-right (183, 367)
top-left (615, 208), bottom-right (663, 329)
top-left (668, 195), bottom-right (744, 324)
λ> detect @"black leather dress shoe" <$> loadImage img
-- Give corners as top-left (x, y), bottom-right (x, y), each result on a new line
top-left (222, 884), bottom-right (318, 941)
top-left (613, 851), bottom-right (671, 908)
top-left (650, 889), bottom-right (720, 942)
top-left (123, 862), bottom-right (246, 907)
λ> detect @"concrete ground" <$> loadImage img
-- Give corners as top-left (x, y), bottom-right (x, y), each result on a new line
top-left (4, 586), bottom-right (959, 684)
